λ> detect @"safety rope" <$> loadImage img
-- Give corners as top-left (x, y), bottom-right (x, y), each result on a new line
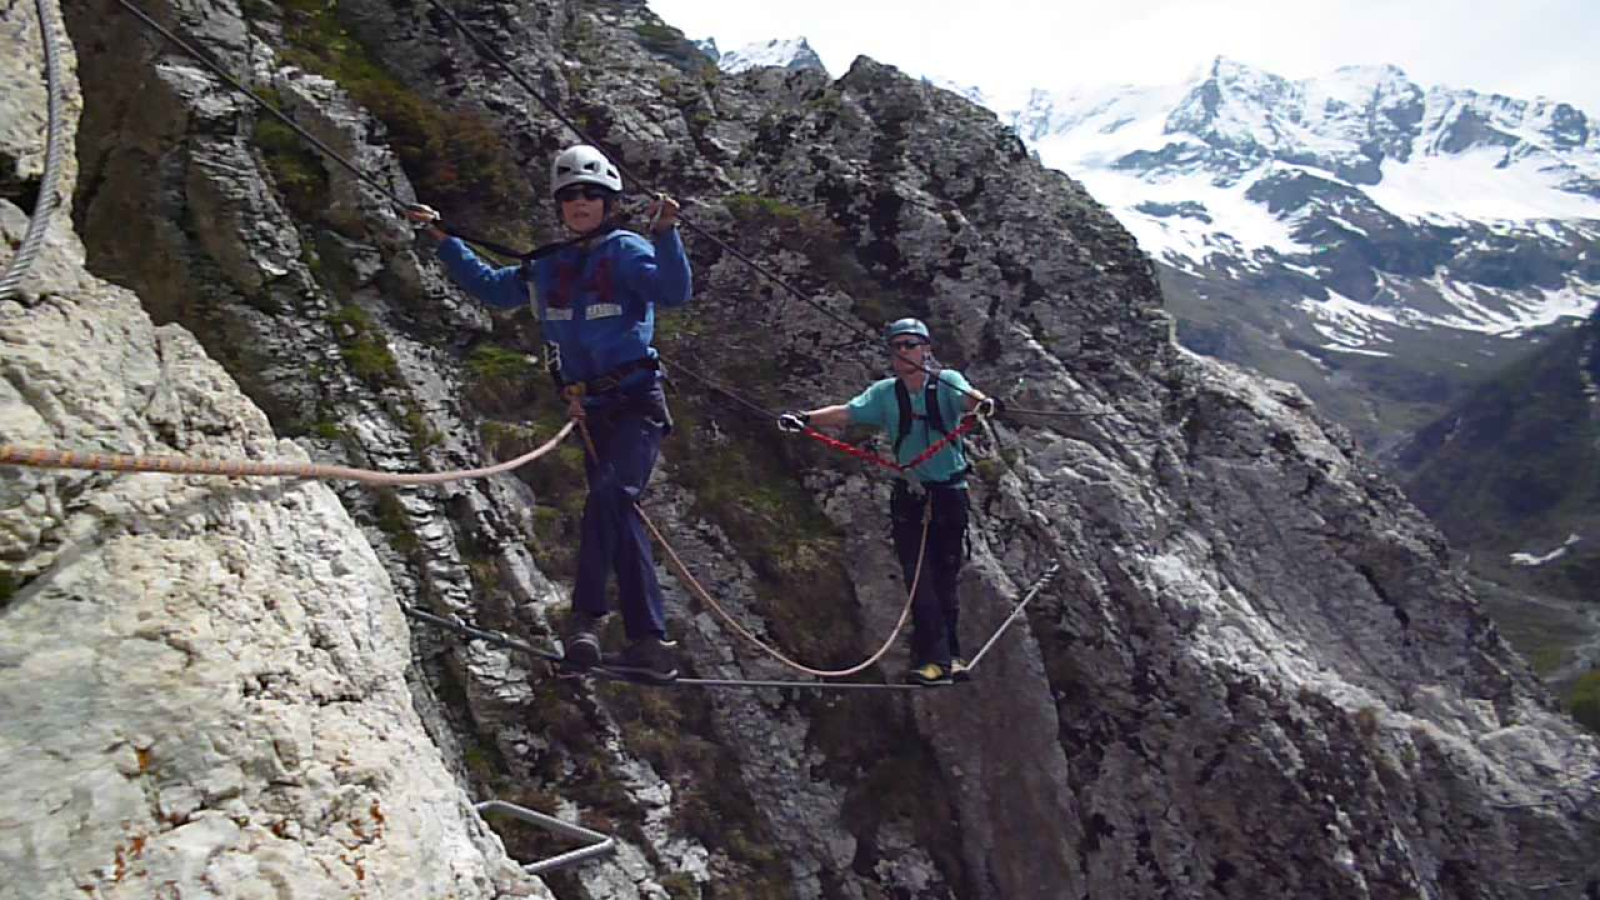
top-left (0, 0), bottom-right (67, 302)
top-left (641, 499), bottom-right (925, 678)
top-left (569, 415), bottom-right (926, 679)
top-left (404, 547), bottom-right (1067, 689)
top-left (794, 429), bottom-right (905, 474)
top-left (899, 414), bottom-right (984, 471)
top-left (792, 413), bottom-right (981, 475)
top-left (0, 421), bottom-right (574, 485)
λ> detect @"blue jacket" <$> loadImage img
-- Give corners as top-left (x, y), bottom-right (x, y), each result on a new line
top-left (436, 228), bottom-right (692, 389)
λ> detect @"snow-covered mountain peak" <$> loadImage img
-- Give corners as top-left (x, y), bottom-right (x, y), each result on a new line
top-left (715, 37), bottom-right (828, 76)
top-left (1019, 60), bottom-right (1600, 221)
top-left (981, 57), bottom-right (1600, 380)
top-left (921, 76), bottom-right (994, 109)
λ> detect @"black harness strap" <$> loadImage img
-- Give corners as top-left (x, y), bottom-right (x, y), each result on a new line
top-left (568, 356), bottom-right (660, 395)
top-left (894, 376), bottom-right (950, 457)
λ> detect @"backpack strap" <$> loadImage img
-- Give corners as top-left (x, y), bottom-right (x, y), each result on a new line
top-left (894, 379), bottom-right (915, 457)
top-left (893, 374), bottom-right (952, 458)
top-left (923, 374), bottom-right (947, 436)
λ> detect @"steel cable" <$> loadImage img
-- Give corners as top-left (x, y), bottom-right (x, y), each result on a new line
top-left (0, 0), bottom-right (67, 302)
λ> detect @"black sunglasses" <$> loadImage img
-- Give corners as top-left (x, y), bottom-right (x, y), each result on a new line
top-left (556, 184), bottom-right (611, 203)
top-left (888, 340), bottom-right (926, 351)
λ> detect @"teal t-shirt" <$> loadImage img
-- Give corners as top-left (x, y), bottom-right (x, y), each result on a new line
top-left (846, 369), bottom-right (974, 486)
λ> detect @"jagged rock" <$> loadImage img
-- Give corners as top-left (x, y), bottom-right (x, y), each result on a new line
top-left (0, 3), bottom-right (541, 896)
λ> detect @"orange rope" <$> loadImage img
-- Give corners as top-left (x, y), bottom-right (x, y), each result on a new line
top-left (0, 420), bottom-right (575, 486)
top-left (575, 416), bottom-right (928, 679)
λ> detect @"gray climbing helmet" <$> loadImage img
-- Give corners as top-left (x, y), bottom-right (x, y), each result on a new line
top-left (884, 318), bottom-right (931, 344)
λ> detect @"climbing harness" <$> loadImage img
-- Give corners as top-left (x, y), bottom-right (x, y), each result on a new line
top-left (793, 413), bottom-right (982, 477)
top-left (558, 356), bottom-right (661, 397)
top-left (894, 376), bottom-right (948, 457)
top-left (0, 0), bottom-right (66, 302)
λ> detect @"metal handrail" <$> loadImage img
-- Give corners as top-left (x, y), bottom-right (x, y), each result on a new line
top-left (475, 800), bottom-right (617, 875)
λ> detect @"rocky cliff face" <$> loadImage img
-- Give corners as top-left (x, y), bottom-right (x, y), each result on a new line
top-left (0, 1), bottom-right (537, 896)
top-left (3, 1), bottom-right (1598, 899)
top-left (1390, 308), bottom-right (1600, 683)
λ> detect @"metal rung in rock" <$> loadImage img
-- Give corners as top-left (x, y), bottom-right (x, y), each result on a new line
top-left (476, 800), bottom-right (616, 875)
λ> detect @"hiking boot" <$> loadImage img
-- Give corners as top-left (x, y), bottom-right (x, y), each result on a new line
top-left (950, 657), bottom-right (971, 683)
top-left (560, 611), bottom-right (603, 673)
top-left (603, 636), bottom-right (679, 684)
top-left (905, 662), bottom-right (952, 687)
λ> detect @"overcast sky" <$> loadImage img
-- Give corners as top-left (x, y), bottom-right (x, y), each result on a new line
top-left (648, 0), bottom-right (1600, 115)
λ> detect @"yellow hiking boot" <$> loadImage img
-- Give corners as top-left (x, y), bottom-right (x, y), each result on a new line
top-left (905, 662), bottom-right (952, 687)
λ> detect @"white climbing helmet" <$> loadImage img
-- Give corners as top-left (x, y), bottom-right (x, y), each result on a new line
top-left (550, 144), bottom-right (622, 195)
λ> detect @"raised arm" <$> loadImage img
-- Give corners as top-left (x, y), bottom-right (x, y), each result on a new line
top-left (435, 237), bottom-right (531, 311)
top-left (618, 229), bottom-right (692, 309)
top-left (404, 206), bottom-right (530, 311)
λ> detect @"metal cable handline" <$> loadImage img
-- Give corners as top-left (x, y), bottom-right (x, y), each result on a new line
top-left (401, 604), bottom-right (561, 660)
top-left (415, 0), bottom-right (1022, 392)
top-left (402, 603), bottom-right (939, 691)
top-left (659, 355), bottom-right (788, 424)
top-left (0, 0), bottom-right (67, 302)
top-left (117, 0), bottom-right (1102, 422)
top-left (964, 561), bottom-right (1061, 670)
top-left (568, 416), bottom-right (924, 679)
top-left (0, 421), bottom-right (574, 485)
top-left (113, 0), bottom-right (406, 207)
top-left (109, 0), bottom-right (602, 262)
top-left (667, 355), bottom-right (989, 478)
top-left (417, 0), bottom-right (880, 342)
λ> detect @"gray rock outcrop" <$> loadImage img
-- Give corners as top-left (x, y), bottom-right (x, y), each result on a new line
top-left (0, 1), bottom-right (538, 896)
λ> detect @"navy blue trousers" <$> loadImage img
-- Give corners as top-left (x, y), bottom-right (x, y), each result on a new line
top-left (890, 483), bottom-right (969, 668)
top-left (571, 387), bottom-right (669, 640)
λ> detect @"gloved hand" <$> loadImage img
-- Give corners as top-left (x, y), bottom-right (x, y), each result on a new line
top-left (777, 411), bottom-right (810, 434)
top-left (645, 193), bottom-right (680, 235)
top-left (974, 396), bottom-right (1004, 418)
top-left (405, 204), bottom-right (446, 241)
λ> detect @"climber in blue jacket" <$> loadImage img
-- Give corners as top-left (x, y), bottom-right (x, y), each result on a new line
top-left (409, 144), bottom-right (691, 683)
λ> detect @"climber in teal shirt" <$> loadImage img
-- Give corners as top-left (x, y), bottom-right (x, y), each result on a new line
top-left (777, 318), bottom-right (997, 686)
